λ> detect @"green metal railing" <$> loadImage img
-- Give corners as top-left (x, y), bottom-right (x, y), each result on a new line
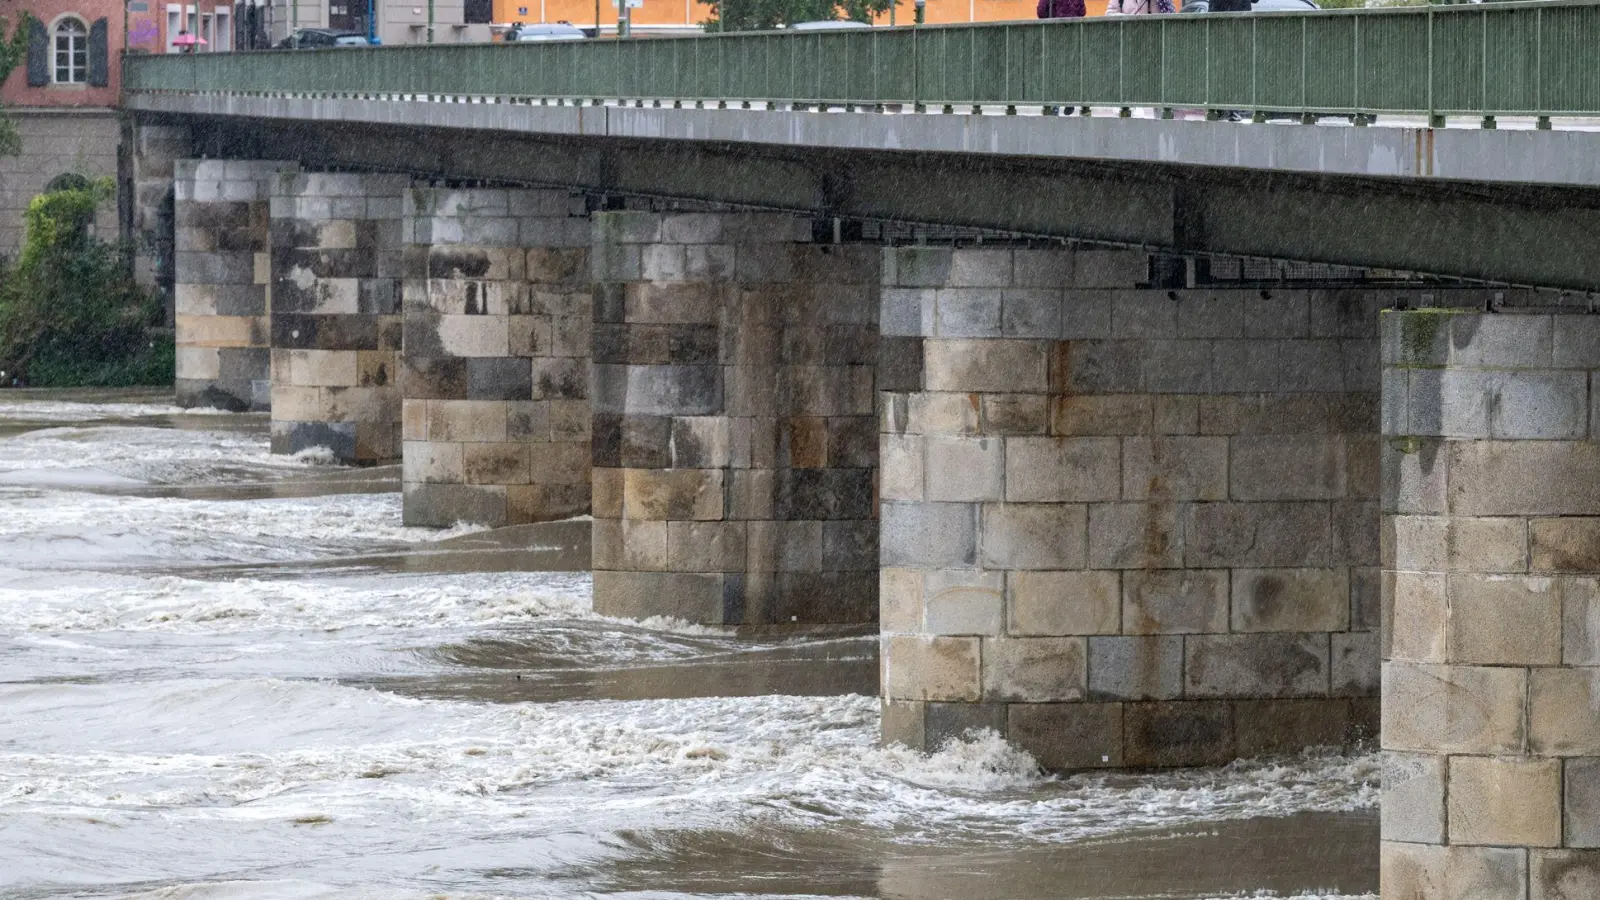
top-left (124, 0), bottom-right (1600, 119)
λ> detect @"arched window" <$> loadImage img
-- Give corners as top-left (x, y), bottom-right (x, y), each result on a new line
top-left (53, 17), bottom-right (88, 84)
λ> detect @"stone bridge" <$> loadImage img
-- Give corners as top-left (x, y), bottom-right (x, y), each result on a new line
top-left (124, 5), bottom-right (1600, 893)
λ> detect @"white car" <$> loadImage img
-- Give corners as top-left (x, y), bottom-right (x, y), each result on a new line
top-left (512, 23), bottom-right (587, 41)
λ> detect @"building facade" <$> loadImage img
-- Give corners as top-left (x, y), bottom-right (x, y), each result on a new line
top-left (0, 0), bottom-right (127, 254)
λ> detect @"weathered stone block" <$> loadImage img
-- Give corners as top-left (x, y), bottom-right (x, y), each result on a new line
top-left (1531, 518), bottom-right (1600, 574)
top-left (1231, 567), bottom-right (1350, 632)
top-left (622, 468), bottom-right (723, 521)
top-left (1565, 758), bottom-right (1600, 848)
top-left (666, 521), bottom-right (747, 572)
top-left (1051, 395), bottom-right (1152, 436)
top-left (1379, 842), bottom-right (1527, 900)
top-left (1184, 502), bottom-right (1331, 568)
top-left (594, 570), bottom-right (728, 623)
top-left (1125, 701), bottom-right (1234, 767)
top-left (925, 435), bottom-right (1004, 502)
top-left (979, 503), bottom-right (1088, 570)
top-left (1007, 570), bottom-right (1120, 636)
top-left (883, 635), bottom-right (981, 702)
top-left (1230, 435), bottom-right (1347, 501)
top-left (1447, 574), bottom-right (1561, 665)
top-left (924, 339), bottom-right (1048, 393)
top-left (1567, 578), bottom-right (1600, 665)
top-left (1088, 635), bottom-right (1182, 701)
top-left (1003, 437), bottom-right (1120, 502)
top-left (1383, 752), bottom-right (1446, 844)
top-left (981, 637), bottom-right (1087, 702)
top-left (1332, 631), bottom-right (1380, 696)
top-left (1087, 502), bottom-right (1183, 569)
top-left (922, 570), bottom-right (1005, 635)
top-left (401, 482), bottom-right (506, 528)
top-left (1388, 571), bottom-right (1448, 662)
top-left (1382, 662), bottom-right (1525, 754)
top-left (1122, 569), bottom-right (1228, 634)
top-left (1234, 697), bottom-right (1360, 755)
top-left (1006, 702), bottom-right (1124, 769)
top-left (1530, 668), bottom-right (1600, 755)
top-left (1121, 436), bottom-right (1227, 501)
top-left (1448, 441), bottom-right (1600, 517)
top-left (1185, 633), bottom-right (1329, 698)
top-left (1448, 755), bottom-right (1562, 847)
top-left (1531, 849), bottom-right (1600, 900)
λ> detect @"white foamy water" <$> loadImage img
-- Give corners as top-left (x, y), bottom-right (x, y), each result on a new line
top-left (0, 394), bottom-right (1380, 900)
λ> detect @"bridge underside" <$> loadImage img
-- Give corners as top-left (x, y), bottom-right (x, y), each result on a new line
top-left (157, 111), bottom-right (1600, 293)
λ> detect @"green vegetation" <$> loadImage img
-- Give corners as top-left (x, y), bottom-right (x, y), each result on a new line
top-left (704, 0), bottom-right (894, 31)
top-left (0, 177), bottom-right (174, 387)
top-left (0, 9), bottom-right (32, 156)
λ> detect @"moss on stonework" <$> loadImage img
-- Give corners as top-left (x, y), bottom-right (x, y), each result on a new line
top-left (1388, 307), bottom-right (1459, 368)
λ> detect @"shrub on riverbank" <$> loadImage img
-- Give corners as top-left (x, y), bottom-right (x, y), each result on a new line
top-left (0, 177), bottom-right (173, 387)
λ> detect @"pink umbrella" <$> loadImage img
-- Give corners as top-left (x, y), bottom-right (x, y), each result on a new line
top-left (172, 31), bottom-right (207, 48)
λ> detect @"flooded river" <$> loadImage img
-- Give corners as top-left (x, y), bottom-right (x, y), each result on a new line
top-left (0, 390), bottom-right (1378, 900)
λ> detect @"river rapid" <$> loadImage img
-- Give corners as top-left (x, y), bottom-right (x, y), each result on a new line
top-left (0, 390), bottom-right (1378, 900)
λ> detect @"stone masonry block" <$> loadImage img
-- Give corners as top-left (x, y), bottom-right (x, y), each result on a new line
top-left (1231, 568), bottom-right (1350, 632)
top-left (1184, 633), bottom-right (1330, 699)
top-left (979, 504), bottom-right (1088, 570)
top-left (1088, 503), bottom-right (1183, 570)
top-left (1007, 570), bottom-right (1120, 636)
top-left (1531, 849), bottom-right (1600, 900)
top-left (1382, 662), bottom-right (1525, 754)
top-left (666, 521), bottom-right (747, 573)
top-left (1003, 437), bottom-right (1120, 503)
top-left (1448, 756), bottom-right (1562, 848)
top-left (1230, 435), bottom-right (1347, 501)
top-left (881, 568), bottom-right (922, 633)
top-left (1531, 518), bottom-right (1600, 575)
top-left (593, 570), bottom-right (727, 624)
top-left (1447, 575), bottom-right (1561, 665)
top-left (1383, 752), bottom-right (1446, 844)
top-left (1006, 702), bottom-right (1124, 769)
top-left (883, 635), bottom-right (981, 702)
top-left (1566, 758), bottom-right (1600, 848)
top-left (1184, 502), bottom-right (1331, 568)
top-left (922, 570), bottom-right (1005, 636)
top-left (934, 289), bottom-right (1003, 337)
top-left (981, 638), bottom-right (1087, 702)
top-left (880, 434), bottom-right (925, 501)
top-left (622, 469), bottom-right (724, 521)
top-left (1404, 369), bottom-right (1587, 440)
top-left (924, 436), bottom-right (1004, 502)
top-left (1388, 571), bottom-right (1448, 662)
top-left (1529, 668), bottom-right (1600, 756)
top-left (1051, 395), bottom-right (1152, 436)
top-left (1088, 635), bottom-right (1183, 701)
top-left (1447, 441), bottom-right (1600, 517)
top-left (1110, 292), bottom-right (1177, 339)
top-left (924, 339), bottom-right (1048, 393)
top-left (1567, 578), bottom-right (1600, 665)
top-left (1121, 436), bottom-right (1227, 501)
top-left (1379, 842), bottom-right (1527, 900)
top-left (1124, 701), bottom-right (1234, 767)
top-left (880, 501), bottom-right (976, 568)
top-left (1332, 632), bottom-right (1380, 696)
top-left (1122, 569), bottom-right (1228, 634)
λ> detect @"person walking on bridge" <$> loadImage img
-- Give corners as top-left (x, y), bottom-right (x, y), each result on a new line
top-left (1037, 0), bottom-right (1086, 116)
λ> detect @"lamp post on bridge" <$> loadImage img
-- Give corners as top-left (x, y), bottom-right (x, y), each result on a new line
top-left (913, 0), bottom-right (924, 25)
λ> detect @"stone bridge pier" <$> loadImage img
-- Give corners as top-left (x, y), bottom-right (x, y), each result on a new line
top-left (1381, 309), bottom-right (1600, 900)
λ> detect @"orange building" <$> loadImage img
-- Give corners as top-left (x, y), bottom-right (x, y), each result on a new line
top-left (492, 0), bottom-right (1108, 34)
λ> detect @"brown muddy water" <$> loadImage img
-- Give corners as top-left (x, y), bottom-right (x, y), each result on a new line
top-left (0, 389), bottom-right (1378, 900)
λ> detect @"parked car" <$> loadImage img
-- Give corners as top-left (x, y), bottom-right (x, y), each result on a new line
top-left (277, 28), bottom-right (371, 49)
top-left (510, 22), bottom-right (587, 41)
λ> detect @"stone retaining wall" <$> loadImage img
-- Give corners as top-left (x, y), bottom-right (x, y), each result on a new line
top-left (878, 246), bottom-right (1384, 767)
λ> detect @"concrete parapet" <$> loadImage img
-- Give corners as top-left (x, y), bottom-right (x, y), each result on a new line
top-left (173, 159), bottom-right (296, 411)
top-left (880, 245), bottom-right (1385, 766)
top-left (591, 210), bottom-right (879, 626)
top-left (268, 172), bottom-right (410, 463)
top-left (400, 186), bottom-right (592, 527)
top-left (1381, 310), bottom-right (1600, 900)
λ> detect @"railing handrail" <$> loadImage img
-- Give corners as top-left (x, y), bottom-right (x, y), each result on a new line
top-left (124, 0), bottom-right (1600, 120)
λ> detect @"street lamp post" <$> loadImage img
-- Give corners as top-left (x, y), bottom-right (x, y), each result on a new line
top-left (914, 0), bottom-right (924, 25)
